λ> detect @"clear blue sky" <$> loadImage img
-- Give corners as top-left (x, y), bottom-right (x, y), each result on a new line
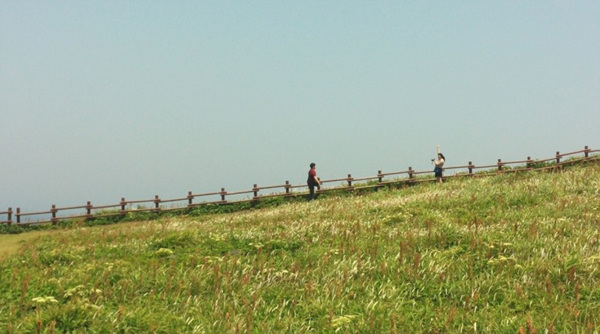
top-left (1, 1), bottom-right (599, 214)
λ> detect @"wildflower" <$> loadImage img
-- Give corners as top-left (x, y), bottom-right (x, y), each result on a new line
top-left (64, 285), bottom-right (87, 298)
top-left (155, 248), bottom-right (174, 257)
top-left (331, 314), bottom-right (358, 328)
top-left (32, 296), bottom-right (58, 304)
top-left (249, 242), bottom-right (264, 249)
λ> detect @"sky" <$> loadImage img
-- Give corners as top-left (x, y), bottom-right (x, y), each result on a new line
top-left (1, 1), bottom-right (599, 216)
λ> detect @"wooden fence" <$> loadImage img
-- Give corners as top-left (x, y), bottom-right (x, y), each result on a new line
top-left (1, 146), bottom-right (597, 226)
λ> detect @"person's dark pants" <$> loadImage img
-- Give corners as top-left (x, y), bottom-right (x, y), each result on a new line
top-left (307, 183), bottom-right (317, 201)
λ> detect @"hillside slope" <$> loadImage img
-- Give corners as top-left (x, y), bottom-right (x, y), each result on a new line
top-left (1, 163), bottom-right (599, 333)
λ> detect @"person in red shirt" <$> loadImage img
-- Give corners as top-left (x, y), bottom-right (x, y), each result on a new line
top-left (307, 162), bottom-right (321, 201)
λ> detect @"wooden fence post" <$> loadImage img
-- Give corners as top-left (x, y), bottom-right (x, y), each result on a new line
top-left (408, 167), bottom-right (414, 183)
top-left (16, 208), bottom-right (20, 224)
top-left (220, 188), bottom-right (227, 203)
top-left (51, 205), bottom-right (57, 225)
top-left (468, 162), bottom-right (474, 175)
top-left (253, 184), bottom-right (259, 200)
top-left (86, 201), bottom-right (92, 219)
top-left (285, 181), bottom-right (291, 196)
top-left (584, 146), bottom-right (590, 159)
top-left (378, 170), bottom-right (383, 183)
top-left (7, 207), bottom-right (12, 226)
top-left (556, 151), bottom-right (561, 164)
top-left (497, 159), bottom-right (503, 172)
top-left (187, 191), bottom-right (193, 206)
top-left (347, 174), bottom-right (353, 188)
top-left (526, 157), bottom-right (532, 169)
top-left (120, 198), bottom-right (126, 216)
top-left (154, 195), bottom-right (160, 212)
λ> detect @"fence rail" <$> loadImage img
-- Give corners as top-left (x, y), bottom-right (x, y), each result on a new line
top-left (1, 146), bottom-right (597, 226)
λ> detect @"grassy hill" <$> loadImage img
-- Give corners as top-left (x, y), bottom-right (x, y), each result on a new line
top-left (1, 163), bottom-right (599, 333)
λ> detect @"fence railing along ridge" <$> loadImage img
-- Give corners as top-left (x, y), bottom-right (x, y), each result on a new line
top-left (1, 145), bottom-right (598, 226)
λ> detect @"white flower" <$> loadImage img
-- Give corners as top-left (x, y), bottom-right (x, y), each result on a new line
top-left (32, 296), bottom-right (58, 304)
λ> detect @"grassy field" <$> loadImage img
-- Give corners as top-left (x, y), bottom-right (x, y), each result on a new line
top-left (0, 231), bottom-right (55, 261)
top-left (1, 163), bottom-right (599, 333)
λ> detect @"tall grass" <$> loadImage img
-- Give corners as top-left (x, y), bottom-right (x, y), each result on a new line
top-left (1, 164), bottom-right (599, 333)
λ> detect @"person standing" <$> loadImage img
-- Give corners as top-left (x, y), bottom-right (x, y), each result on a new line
top-left (433, 145), bottom-right (446, 183)
top-left (307, 162), bottom-right (321, 201)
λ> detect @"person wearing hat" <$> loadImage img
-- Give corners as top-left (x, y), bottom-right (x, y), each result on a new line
top-left (307, 162), bottom-right (321, 201)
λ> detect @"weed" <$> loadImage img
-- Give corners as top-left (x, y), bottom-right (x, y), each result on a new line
top-left (0, 164), bottom-right (599, 332)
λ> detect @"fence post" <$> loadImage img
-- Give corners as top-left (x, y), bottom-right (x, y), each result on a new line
top-left (526, 156), bottom-right (532, 169)
top-left (86, 201), bottom-right (92, 219)
top-left (584, 145), bottom-right (590, 159)
top-left (378, 170), bottom-right (383, 183)
top-left (187, 191), bottom-right (194, 207)
top-left (16, 208), bottom-right (20, 224)
top-left (120, 198), bottom-right (127, 216)
top-left (154, 195), bottom-right (160, 212)
top-left (408, 167), bottom-right (414, 183)
top-left (285, 181), bottom-right (291, 196)
top-left (51, 204), bottom-right (57, 225)
top-left (253, 184), bottom-right (259, 200)
top-left (497, 159), bottom-right (503, 172)
top-left (220, 188), bottom-right (227, 203)
top-left (468, 162), bottom-right (474, 175)
top-left (556, 151), bottom-right (561, 164)
top-left (347, 174), bottom-right (353, 188)
top-left (7, 207), bottom-right (12, 226)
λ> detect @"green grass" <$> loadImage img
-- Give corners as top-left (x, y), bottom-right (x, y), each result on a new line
top-left (1, 163), bottom-right (599, 333)
top-left (0, 231), bottom-right (54, 261)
